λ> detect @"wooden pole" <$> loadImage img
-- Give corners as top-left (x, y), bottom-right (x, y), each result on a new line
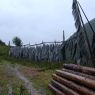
top-left (51, 80), bottom-right (79, 95)
top-left (49, 84), bottom-right (65, 95)
top-left (63, 64), bottom-right (95, 76)
top-left (56, 70), bottom-right (95, 89)
top-left (62, 68), bottom-right (95, 80)
top-left (53, 74), bottom-right (95, 95)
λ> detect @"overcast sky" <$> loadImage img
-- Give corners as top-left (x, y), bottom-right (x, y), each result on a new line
top-left (0, 0), bottom-right (95, 45)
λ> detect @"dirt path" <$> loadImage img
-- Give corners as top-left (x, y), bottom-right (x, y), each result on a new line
top-left (6, 64), bottom-right (41, 95)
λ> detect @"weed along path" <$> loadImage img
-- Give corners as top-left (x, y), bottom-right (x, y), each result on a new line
top-left (6, 64), bottom-right (41, 95)
top-left (0, 46), bottom-right (57, 95)
top-left (0, 61), bottom-right (54, 95)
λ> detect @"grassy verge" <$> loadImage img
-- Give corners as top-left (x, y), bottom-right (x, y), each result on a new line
top-left (0, 62), bottom-right (29, 95)
top-left (30, 70), bottom-right (54, 95)
top-left (20, 65), bottom-right (55, 95)
top-left (0, 46), bottom-right (63, 95)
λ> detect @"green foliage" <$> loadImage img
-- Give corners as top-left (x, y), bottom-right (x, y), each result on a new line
top-left (0, 46), bottom-right (63, 70)
top-left (0, 46), bottom-right (63, 95)
top-left (0, 63), bottom-right (29, 95)
top-left (0, 40), bottom-right (6, 46)
top-left (31, 70), bottom-right (54, 95)
top-left (12, 36), bottom-right (22, 46)
top-left (0, 46), bottom-right (10, 62)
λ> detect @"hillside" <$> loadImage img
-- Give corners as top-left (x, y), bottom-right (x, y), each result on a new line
top-left (85, 18), bottom-right (95, 44)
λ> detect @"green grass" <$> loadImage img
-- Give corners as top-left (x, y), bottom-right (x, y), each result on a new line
top-left (0, 46), bottom-right (9, 62)
top-left (0, 46), bottom-right (63, 70)
top-left (0, 63), bottom-right (29, 95)
top-left (0, 45), bottom-right (64, 95)
top-left (29, 70), bottom-right (55, 95)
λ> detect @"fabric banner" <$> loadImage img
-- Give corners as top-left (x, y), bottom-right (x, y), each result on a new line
top-left (72, 0), bottom-right (91, 65)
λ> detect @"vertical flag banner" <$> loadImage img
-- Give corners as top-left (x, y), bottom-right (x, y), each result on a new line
top-left (72, 0), bottom-right (93, 65)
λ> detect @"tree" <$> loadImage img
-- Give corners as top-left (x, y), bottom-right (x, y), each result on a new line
top-left (0, 40), bottom-right (6, 46)
top-left (12, 36), bottom-right (22, 46)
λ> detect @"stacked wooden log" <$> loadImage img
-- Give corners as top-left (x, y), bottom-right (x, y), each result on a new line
top-left (49, 64), bottom-right (95, 95)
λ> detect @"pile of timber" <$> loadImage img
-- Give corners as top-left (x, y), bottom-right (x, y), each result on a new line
top-left (49, 64), bottom-right (95, 95)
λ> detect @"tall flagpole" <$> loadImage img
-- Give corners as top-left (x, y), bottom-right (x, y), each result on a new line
top-left (77, 1), bottom-right (95, 66)
top-left (76, 0), bottom-right (95, 66)
top-left (63, 30), bottom-right (65, 42)
top-left (72, 0), bottom-right (94, 66)
top-left (77, 1), bottom-right (95, 34)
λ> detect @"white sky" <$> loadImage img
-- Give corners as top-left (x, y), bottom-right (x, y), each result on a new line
top-left (0, 0), bottom-right (95, 45)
